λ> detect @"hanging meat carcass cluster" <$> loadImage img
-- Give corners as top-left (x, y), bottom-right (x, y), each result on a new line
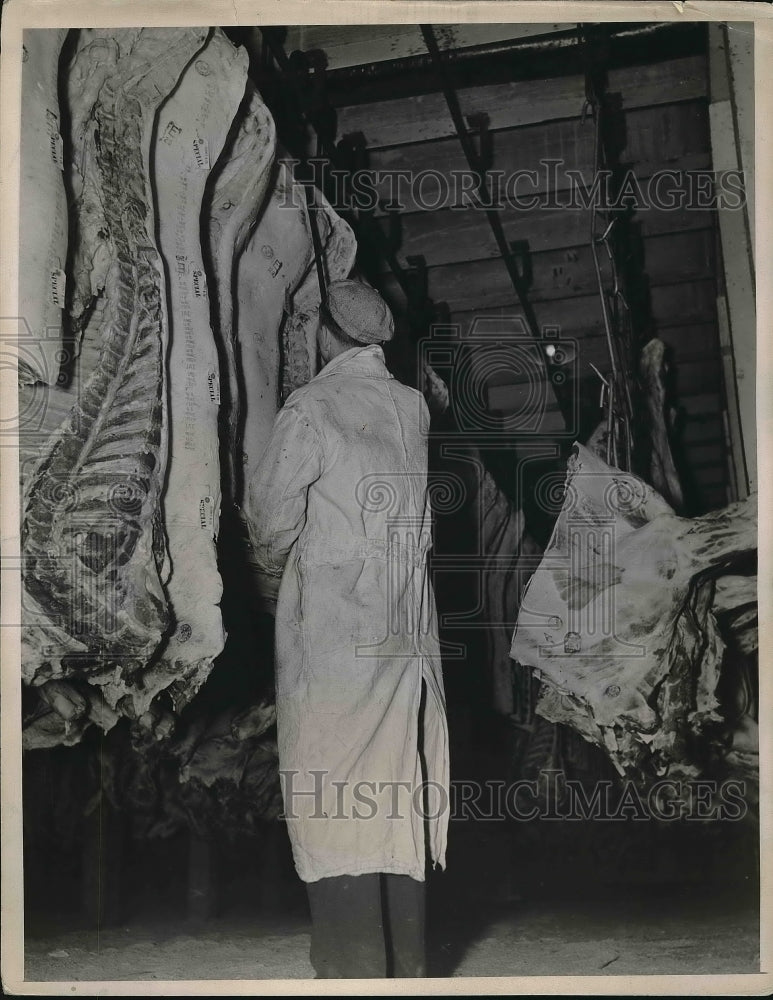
top-left (19, 27), bottom-right (356, 751)
top-left (101, 698), bottom-right (283, 840)
top-left (510, 443), bottom-right (757, 780)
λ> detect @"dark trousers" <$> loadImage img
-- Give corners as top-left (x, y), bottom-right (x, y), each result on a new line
top-left (306, 873), bottom-right (426, 978)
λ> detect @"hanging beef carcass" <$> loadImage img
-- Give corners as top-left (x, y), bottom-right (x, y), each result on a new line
top-left (279, 190), bottom-right (358, 402)
top-left (510, 443), bottom-right (757, 778)
top-left (205, 81), bottom-right (277, 502)
top-left (20, 28), bottom-right (359, 757)
top-left (147, 29), bottom-right (250, 714)
top-left (237, 174), bottom-right (357, 492)
top-left (639, 337), bottom-right (685, 512)
top-left (232, 159), bottom-right (314, 491)
top-left (422, 363), bottom-right (541, 717)
top-left (21, 29), bottom-right (211, 740)
top-left (113, 174), bottom-right (358, 829)
top-left (18, 29), bottom-right (70, 385)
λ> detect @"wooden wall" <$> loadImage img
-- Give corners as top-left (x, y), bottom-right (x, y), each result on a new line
top-left (328, 45), bottom-right (729, 514)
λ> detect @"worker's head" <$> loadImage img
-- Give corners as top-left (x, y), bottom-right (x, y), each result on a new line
top-left (318, 279), bottom-right (395, 363)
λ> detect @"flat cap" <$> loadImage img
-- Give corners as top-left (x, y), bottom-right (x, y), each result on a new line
top-left (326, 279), bottom-right (395, 344)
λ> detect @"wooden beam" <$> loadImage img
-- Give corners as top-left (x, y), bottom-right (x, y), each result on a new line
top-left (337, 55), bottom-right (708, 148)
top-left (723, 22), bottom-right (755, 250)
top-left (715, 292), bottom-right (749, 498)
top-left (708, 22), bottom-right (755, 494)
top-left (284, 23), bottom-right (571, 72)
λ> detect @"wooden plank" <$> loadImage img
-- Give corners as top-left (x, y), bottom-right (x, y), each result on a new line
top-left (284, 23), bottom-right (571, 72)
top-left (567, 329), bottom-right (719, 382)
top-left (691, 465), bottom-right (729, 488)
top-left (681, 416), bottom-right (724, 445)
top-left (435, 279), bottom-right (718, 336)
top-left (669, 357), bottom-right (723, 396)
top-left (410, 322), bottom-right (721, 392)
top-left (679, 392), bottom-right (722, 417)
top-left (651, 281), bottom-right (718, 330)
top-left (365, 102), bottom-right (708, 201)
top-left (686, 443), bottom-right (728, 468)
top-left (679, 392), bottom-right (724, 422)
top-left (376, 203), bottom-right (714, 272)
top-left (337, 55), bottom-right (708, 148)
top-left (658, 322), bottom-right (720, 359)
top-left (379, 230), bottom-right (715, 314)
top-left (368, 148), bottom-right (713, 217)
top-left (363, 102), bottom-right (711, 215)
top-left (479, 325), bottom-right (721, 387)
top-left (700, 491), bottom-right (731, 512)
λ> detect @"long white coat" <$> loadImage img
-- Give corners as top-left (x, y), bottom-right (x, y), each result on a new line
top-left (245, 345), bottom-right (449, 883)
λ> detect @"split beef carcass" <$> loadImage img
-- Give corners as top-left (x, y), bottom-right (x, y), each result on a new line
top-left (233, 167), bottom-right (356, 604)
top-left (510, 443), bottom-right (757, 778)
top-left (148, 29), bottom-right (250, 714)
top-left (21, 29), bottom-right (211, 740)
top-left (20, 27), bottom-right (360, 754)
top-left (205, 81), bottom-right (277, 503)
top-left (234, 159), bottom-right (315, 490)
top-left (237, 174), bottom-right (357, 490)
top-left (639, 337), bottom-right (685, 512)
top-left (18, 29), bottom-right (70, 385)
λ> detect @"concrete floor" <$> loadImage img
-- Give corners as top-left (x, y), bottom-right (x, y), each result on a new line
top-left (22, 886), bottom-right (760, 981)
top-left (22, 818), bottom-right (761, 983)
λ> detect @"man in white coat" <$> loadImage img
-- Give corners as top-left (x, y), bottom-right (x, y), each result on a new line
top-left (245, 279), bottom-right (449, 979)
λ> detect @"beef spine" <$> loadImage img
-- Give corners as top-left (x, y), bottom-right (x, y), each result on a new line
top-left (22, 29), bottom-right (208, 704)
top-left (154, 29), bottom-right (249, 710)
top-left (18, 29), bottom-right (69, 385)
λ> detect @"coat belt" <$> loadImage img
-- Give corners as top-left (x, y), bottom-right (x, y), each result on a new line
top-left (299, 536), bottom-right (431, 568)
